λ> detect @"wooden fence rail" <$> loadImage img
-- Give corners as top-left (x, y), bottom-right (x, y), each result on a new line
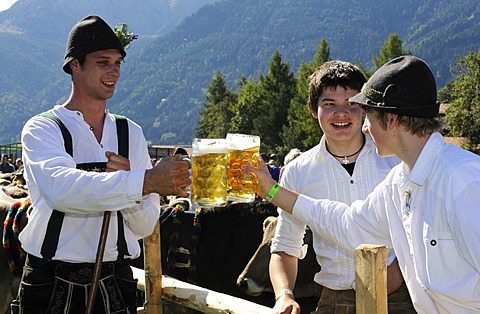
top-left (136, 216), bottom-right (387, 314)
top-left (132, 267), bottom-right (272, 313)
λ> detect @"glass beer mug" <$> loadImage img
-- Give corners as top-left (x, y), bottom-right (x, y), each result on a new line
top-left (226, 133), bottom-right (260, 202)
top-left (191, 138), bottom-right (228, 207)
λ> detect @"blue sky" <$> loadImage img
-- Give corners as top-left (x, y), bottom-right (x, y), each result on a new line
top-left (0, 0), bottom-right (17, 12)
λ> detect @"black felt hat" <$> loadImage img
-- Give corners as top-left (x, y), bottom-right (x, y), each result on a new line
top-left (349, 55), bottom-right (439, 118)
top-left (63, 15), bottom-right (126, 74)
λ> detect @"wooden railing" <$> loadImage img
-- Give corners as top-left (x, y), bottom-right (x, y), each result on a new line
top-left (135, 220), bottom-right (388, 313)
top-left (132, 268), bottom-right (272, 313)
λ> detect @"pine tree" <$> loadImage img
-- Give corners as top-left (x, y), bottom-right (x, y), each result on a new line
top-left (195, 71), bottom-right (236, 138)
top-left (231, 78), bottom-right (262, 134)
top-left (373, 33), bottom-right (412, 69)
top-left (252, 50), bottom-right (296, 152)
top-left (312, 38), bottom-right (331, 68)
top-left (357, 33), bottom-right (411, 78)
top-left (442, 50), bottom-right (480, 152)
top-left (282, 39), bottom-right (330, 151)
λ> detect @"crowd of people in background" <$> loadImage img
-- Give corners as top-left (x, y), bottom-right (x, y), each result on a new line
top-left (0, 154), bottom-right (23, 173)
top-left (261, 149), bottom-right (303, 183)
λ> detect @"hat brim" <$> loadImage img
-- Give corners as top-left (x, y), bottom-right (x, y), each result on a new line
top-left (63, 56), bottom-right (76, 74)
top-left (348, 92), bottom-right (400, 111)
top-left (348, 92), bottom-right (370, 106)
top-left (349, 91), bottom-right (440, 118)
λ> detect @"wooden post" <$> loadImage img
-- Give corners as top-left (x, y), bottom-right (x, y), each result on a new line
top-left (143, 220), bottom-right (162, 314)
top-left (355, 244), bottom-right (388, 314)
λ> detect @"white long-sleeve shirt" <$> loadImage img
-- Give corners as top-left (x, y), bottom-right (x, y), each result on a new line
top-left (20, 105), bottom-right (160, 263)
top-left (293, 132), bottom-right (480, 313)
top-left (272, 134), bottom-right (399, 290)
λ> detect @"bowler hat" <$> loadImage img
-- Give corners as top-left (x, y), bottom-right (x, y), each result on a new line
top-left (349, 56), bottom-right (439, 118)
top-left (63, 15), bottom-right (126, 74)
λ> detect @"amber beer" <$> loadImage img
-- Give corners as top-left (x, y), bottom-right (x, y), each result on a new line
top-left (226, 133), bottom-right (260, 202)
top-left (191, 138), bottom-right (228, 207)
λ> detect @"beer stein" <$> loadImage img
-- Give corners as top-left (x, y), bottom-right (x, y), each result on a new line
top-left (191, 138), bottom-right (228, 207)
top-left (226, 133), bottom-right (260, 203)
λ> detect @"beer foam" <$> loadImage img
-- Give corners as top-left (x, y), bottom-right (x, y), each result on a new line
top-left (227, 133), bottom-right (260, 150)
top-left (192, 138), bottom-right (227, 155)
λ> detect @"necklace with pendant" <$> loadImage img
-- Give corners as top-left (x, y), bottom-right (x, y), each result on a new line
top-left (326, 136), bottom-right (366, 164)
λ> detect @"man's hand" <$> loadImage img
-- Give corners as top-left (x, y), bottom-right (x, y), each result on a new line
top-left (387, 259), bottom-right (404, 294)
top-left (272, 297), bottom-right (300, 314)
top-left (242, 156), bottom-right (277, 199)
top-left (105, 151), bottom-right (130, 172)
top-left (143, 155), bottom-right (191, 197)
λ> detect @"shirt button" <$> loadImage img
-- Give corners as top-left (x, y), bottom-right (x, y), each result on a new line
top-left (430, 239), bottom-right (437, 246)
top-left (77, 112), bottom-right (81, 116)
top-left (350, 180), bottom-right (354, 184)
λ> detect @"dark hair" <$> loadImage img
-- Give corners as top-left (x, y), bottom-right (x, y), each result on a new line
top-left (172, 147), bottom-right (188, 156)
top-left (77, 55), bottom-right (86, 68)
top-left (308, 60), bottom-right (366, 113)
top-left (260, 153), bottom-right (270, 163)
top-left (361, 105), bottom-right (445, 137)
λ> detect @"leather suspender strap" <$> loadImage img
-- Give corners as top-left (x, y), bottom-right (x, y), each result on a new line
top-left (112, 114), bottom-right (129, 159)
top-left (112, 114), bottom-right (130, 258)
top-left (39, 112), bottom-right (130, 260)
top-left (38, 112), bottom-right (71, 261)
top-left (37, 112), bottom-right (73, 156)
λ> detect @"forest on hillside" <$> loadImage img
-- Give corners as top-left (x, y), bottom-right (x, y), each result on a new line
top-left (0, 0), bottom-right (478, 145)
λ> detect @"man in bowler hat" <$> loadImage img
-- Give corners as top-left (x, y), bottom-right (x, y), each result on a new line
top-left (246, 55), bottom-right (480, 313)
top-left (14, 15), bottom-right (191, 313)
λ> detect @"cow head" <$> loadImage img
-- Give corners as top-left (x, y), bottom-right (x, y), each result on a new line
top-left (237, 216), bottom-right (322, 299)
top-left (236, 216), bottom-right (277, 296)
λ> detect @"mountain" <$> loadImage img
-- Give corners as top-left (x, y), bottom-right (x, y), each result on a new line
top-left (0, 0), bottom-right (220, 143)
top-left (0, 0), bottom-right (479, 145)
top-left (0, 0), bottom-right (219, 39)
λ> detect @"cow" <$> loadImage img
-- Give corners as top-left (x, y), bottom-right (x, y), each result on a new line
top-left (131, 198), bottom-right (280, 310)
top-left (3, 186), bottom-right (28, 199)
top-left (0, 172), bottom-right (15, 183)
top-left (237, 216), bottom-right (322, 312)
top-left (0, 169), bottom-right (26, 186)
top-left (0, 188), bottom-right (30, 314)
top-left (9, 169), bottom-right (26, 188)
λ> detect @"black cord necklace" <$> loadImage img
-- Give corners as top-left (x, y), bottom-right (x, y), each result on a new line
top-left (326, 136), bottom-right (366, 165)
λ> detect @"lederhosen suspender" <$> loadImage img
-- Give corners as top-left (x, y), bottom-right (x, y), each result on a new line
top-left (38, 112), bottom-right (130, 261)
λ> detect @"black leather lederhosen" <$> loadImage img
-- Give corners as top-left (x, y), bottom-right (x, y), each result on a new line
top-left (12, 112), bottom-right (137, 314)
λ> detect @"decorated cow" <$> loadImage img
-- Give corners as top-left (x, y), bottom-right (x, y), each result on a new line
top-left (237, 216), bottom-right (322, 311)
top-left (131, 198), bottom-right (280, 309)
top-left (1, 188), bottom-right (30, 314)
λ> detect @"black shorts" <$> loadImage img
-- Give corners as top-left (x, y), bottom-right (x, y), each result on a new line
top-left (12, 254), bottom-right (137, 314)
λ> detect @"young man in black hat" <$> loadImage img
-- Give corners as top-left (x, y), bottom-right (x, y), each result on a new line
top-left (246, 55), bottom-right (480, 312)
top-left (270, 60), bottom-right (415, 314)
top-left (15, 15), bottom-right (191, 313)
